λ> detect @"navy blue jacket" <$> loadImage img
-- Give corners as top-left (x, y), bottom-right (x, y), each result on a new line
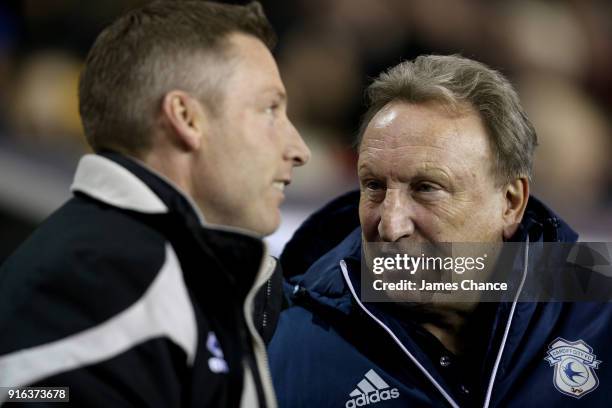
top-left (269, 191), bottom-right (611, 407)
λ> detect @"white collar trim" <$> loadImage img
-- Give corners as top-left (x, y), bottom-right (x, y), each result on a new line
top-left (71, 154), bottom-right (265, 240)
top-left (71, 154), bottom-right (168, 214)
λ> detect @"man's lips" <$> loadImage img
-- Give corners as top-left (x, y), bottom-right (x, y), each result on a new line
top-left (272, 178), bottom-right (291, 192)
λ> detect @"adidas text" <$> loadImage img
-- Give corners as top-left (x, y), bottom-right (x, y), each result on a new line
top-left (345, 388), bottom-right (400, 407)
top-left (345, 369), bottom-right (400, 407)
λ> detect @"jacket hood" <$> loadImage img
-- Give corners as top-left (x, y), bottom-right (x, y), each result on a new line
top-left (281, 191), bottom-right (578, 309)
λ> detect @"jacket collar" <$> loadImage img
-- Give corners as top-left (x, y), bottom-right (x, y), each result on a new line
top-left (289, 227), bottom-right (361, 314)
top-left (512, 196), bottom-right (578, 243)
top-left (71, 151), bottom-right (264, 238)
top-left (71, 152), bottom-right (201, 219)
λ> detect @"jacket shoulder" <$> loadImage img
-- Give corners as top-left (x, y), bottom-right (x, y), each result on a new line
top-left (0, 196), bottom-right (170, 352)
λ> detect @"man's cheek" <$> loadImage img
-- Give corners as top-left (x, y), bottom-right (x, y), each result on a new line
top-left (360, 211), bottom-right (380, 240)
top-left (424, 199), bottom-right (468, 231)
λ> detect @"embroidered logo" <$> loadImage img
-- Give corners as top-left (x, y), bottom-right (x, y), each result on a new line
top-left (345, 369), bottom-right (400, 407)
top-left (206, 332), bottom-right (229, 373)
top-left (545, 337), bottom-right (601, 399)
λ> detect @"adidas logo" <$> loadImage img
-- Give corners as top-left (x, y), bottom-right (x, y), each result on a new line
top-left (345, 369), bottom-right (400, 407)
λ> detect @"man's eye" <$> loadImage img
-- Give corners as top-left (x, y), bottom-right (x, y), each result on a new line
top-left (265, 102), bottom-right (280, 115)
top-left (414, 182), bottom-right (438, 193)
top-left (365, 181), bottom-right (384, 191)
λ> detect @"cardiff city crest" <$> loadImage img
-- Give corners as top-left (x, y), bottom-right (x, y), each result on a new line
top-left (545, 338), bottom-right (601, 399)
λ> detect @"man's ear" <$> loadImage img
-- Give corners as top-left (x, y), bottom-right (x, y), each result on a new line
top-left (502, 177), bottom-right (529, 240)
top-left (160, 90), bottom-right (207, 151)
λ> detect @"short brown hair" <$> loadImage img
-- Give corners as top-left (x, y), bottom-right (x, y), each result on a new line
top-left (357, 55), bottom-right (537, 184)
top-left (79, 0), bottom-right (276, 154)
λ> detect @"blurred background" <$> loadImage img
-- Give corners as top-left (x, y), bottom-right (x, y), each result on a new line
top-left (0, 0), bottom-right (611, 261)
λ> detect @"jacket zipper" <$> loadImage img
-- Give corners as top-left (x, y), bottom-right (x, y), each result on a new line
top-left (482, 238), bottom-right (530, 408)
top-left (243, 253), bottom-right (278, 408)
top-left (262, 279), bottom-right (272, 330)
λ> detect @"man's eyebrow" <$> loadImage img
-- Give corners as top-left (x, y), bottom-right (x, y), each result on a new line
top-left (262, 87), bottom-right (286, 101)
top-left (357, 163), bottom-right (376, 176)
top-left (276, 90), bottom-right (287, 103)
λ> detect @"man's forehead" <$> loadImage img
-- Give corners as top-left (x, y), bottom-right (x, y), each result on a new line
top-left (371, 100), bottom-right (459, 125)
top-left (224, 32), bottom-right (285, 90)
top-left (370, 104), bottom-right (398, 129)
top-left (359, 100), bottom-right (493, 176)
top-left (364, 101), bottom-right (485, 146)
top-left (226, 32), bottom-right (276, 69)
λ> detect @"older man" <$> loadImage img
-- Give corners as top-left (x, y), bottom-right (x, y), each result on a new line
top-left (269, 55), bottom-right (610, 407)
top-left (0, 1), bottom-right (309, 407)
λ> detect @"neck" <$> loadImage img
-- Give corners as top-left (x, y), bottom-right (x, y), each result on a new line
top-left (421, 313), bottom-right (468, 355)
top-left (400, 303), bottom-right (478, 355)
top-left (141, 149), bottom-right (193, 195)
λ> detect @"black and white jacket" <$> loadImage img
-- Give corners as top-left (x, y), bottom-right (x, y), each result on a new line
top-left (0, 152), bottom-right (278, 407)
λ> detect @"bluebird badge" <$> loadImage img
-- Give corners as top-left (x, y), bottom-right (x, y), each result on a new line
top-left (545, 338), bottom-right (601, 399)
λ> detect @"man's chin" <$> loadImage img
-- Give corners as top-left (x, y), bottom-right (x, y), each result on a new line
top-left (248, 208), bottom-right (281, 237)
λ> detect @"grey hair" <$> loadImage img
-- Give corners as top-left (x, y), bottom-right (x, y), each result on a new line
top-left (357, 54), bottom-right (537, 184)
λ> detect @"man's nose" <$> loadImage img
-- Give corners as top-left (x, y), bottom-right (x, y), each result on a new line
top-left (285, 121), bottom-right (311, 167)
top-left (378, 189), bottom-right (415, 242)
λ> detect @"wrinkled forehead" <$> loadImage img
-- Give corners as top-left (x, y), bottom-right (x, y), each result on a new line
top-left (361, 100), bottom-right (486, 150)
top-left (358, 100), bottom-right (496, 180)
